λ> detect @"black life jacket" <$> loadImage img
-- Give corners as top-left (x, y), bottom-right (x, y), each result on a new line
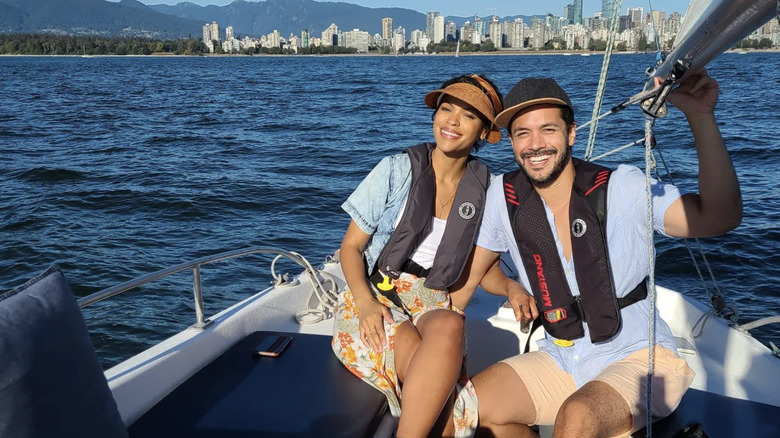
top-left (504, 158), bottom-right (646, 343)
top-left (375, 143), bottom-right (490, 290)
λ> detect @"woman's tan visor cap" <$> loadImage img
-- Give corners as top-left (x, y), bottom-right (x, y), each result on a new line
top-left (424, 83), bottom-right (503, 144)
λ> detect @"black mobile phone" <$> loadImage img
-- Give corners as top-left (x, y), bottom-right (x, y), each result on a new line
top-left (253, 334), bottom-right (293, 357)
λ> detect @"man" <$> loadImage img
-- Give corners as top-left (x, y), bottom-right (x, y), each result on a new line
top-left (453, 72), bottom-right (742, 437)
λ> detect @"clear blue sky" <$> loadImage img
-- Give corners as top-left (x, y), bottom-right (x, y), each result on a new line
top-left (143, 1), bottom-right (686, 17)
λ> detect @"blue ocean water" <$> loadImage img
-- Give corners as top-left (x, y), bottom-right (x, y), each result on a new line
top-left (1, 53), bottom-right (778, 369)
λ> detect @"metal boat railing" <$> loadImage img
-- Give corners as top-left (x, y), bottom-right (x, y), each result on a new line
top-left (77, 246), bottom-right (321, 328)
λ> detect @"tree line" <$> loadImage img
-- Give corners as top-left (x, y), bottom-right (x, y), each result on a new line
top-left (0, 34), bottom-right (208, 56)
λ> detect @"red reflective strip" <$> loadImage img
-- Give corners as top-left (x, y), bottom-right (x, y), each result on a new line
top-left (584, 180), bottom-right (607, 196)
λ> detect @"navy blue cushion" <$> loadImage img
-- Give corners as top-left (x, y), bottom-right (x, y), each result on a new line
top-left (0, 266), bottom-right (128, 438)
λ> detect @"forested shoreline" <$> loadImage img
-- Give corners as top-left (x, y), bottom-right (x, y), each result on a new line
top-left (0, 34), bottom-right (361, 56)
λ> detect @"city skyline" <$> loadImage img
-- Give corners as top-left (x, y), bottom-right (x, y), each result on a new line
top-left (140, 0), bottom-right (686, 17)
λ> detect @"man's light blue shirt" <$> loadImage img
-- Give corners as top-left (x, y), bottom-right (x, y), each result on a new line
top-left (477, 164), bottom-right (682, 388)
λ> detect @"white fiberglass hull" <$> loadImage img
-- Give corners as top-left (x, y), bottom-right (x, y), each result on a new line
top-left (105, 261), bottom-right (780, 435)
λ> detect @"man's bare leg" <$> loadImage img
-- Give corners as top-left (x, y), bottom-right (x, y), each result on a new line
top-left (472, 362), bottom-right (538, 438)
top-left (552, 381), bottom-right (632, 438)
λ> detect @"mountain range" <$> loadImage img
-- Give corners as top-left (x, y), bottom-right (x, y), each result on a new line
top-left (0, 0), bottom-right (203, 38)
top-left (149, 0), bottom-right (428, 37)
top-left (0, 0), bottom-right (536, 40)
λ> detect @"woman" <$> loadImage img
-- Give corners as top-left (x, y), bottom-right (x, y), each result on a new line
top-left (332, 74), bottom-right (503, 438)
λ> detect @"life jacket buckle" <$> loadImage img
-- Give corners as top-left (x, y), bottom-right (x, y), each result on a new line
top-left (544, 308), bottom-right (568, 323)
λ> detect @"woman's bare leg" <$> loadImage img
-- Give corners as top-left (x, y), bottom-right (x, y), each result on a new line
top-left (395, 309), bottom-right (464, 438)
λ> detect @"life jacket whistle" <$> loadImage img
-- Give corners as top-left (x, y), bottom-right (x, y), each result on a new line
top-left (376, 274), bottom-right (394, 292)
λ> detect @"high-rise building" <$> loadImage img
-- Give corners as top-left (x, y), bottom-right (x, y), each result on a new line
top-left (445, 21), bottom-right (458, 42)
top-left (410, 29), bottom-right (424, 48)
top-left (628, 7), bottom-right (644, 28)
top-left (269, 30), bottom-right (280, 49)
top-left (202, 21), bottom-right (219, 52)
top-left (649, 10), bottom-right (666, 26)
top-left (210, 21), bottom-right (220, 42)
top-left (301, 29), bottom-right (310, 48)
top-left (344, 29), bottom-right (371, 53)
top-left (202, 23), bottom-right (211, 43)
top-left (507, 18), bottom-right (525, 49)
top-left (433, 15), bottom-right (445, 43)
top-left (474, 16), bottom-right (485, 37)
top-left (287, 34), bottom-right (300, 52)
top-left (393, 27), bottom-right (406, 51)
top-left (619, 15), bottom-right (631, 32)
top-left (667, 12), bottom-right (682, 36)
top-left (564, 5), bottom-right (574, 24)
top-left (382, 17), bottom-right (393, 41)
top-left (426, 12), bottom-right (441, 38)
top-left (602, 0), bottom-right (619, 22)
top-left (488, 16), bottom-right (502, 47)
top-left (571, 0), bottom-right (583, 25)
top-left (322, 23), bottom-right (338, 46)
top-left (225, 26), bottom-right (234, 41)
top-left (461, 21), bottom-right (474, 43)
top-left (531, 17), bottom-right (546, 49)
top-left (418, 34), bottom-right (431, 51)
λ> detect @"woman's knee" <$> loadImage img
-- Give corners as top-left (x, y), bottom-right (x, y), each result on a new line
top-left (418, 309), bottom-right (464, 338)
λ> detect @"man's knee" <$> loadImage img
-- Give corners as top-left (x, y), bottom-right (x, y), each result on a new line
top-left (556, 396), bottom-right (597, 424)
top-left (554, 382), bottom-right (632, 437)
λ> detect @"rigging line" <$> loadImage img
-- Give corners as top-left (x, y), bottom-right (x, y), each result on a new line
top-left (583, 0), bottom-right (624, 161)
top-left (577, 86), bottom-right (661, 133)
top-left (643, 117), bottom-right (657, 438)
top-left (647, 0), bottom-right (663, 62)
top-left (589, 137), bottom-right (644, 161)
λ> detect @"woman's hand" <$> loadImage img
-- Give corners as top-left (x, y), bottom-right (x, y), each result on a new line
top-left (339, 220), bottom-right (394, 352)
top-left (357, 298), bottom-right (394, 352)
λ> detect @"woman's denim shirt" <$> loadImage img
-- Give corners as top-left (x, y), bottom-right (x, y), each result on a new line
top-left (342, 153), bottom-right (413, 275)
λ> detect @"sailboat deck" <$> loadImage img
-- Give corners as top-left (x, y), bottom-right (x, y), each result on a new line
top-left (125, 325), bottom-right (780, 438)
top-left (127, 331), bottom-right (388, 438)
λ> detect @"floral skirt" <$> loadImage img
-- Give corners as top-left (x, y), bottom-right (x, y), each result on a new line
top-left (331, 272), bottom-right (478, 437)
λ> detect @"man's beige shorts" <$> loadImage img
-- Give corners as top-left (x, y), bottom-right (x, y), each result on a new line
top-left (501, 346), bottom-right (694, 436)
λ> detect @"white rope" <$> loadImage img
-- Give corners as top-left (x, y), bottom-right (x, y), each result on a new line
top-left (692, 308), bottom-right (717, 338)
top-left (643, 117), bottom-right (657, 438)
top-left (739, 316), bottom-right (780, 332)
top-left (583, 0), bottom-right (624, 161)
top-left (268, 251), bottom-right (339, 325)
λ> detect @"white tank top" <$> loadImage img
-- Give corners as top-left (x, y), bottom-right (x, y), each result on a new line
top-left (409, 217), bottom-right (447, 269)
